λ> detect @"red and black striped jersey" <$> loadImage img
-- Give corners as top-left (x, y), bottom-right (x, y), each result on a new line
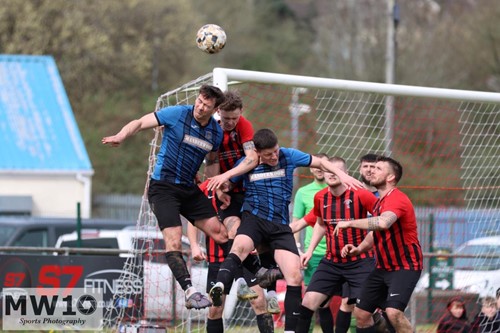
top-left (218, 115), bottom-right (254, 193)
top-left (372, 188), bottom-right (423, 271)
top-left (313, 187), bottom-right (378, 263)
top-left (199, 180), bottom-right (225, 263)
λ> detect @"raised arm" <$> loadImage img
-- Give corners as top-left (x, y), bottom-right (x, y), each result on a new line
top-left (102, 112), bottom-right (158, 147)
top-left (310, 155), bottom-right (364, 190)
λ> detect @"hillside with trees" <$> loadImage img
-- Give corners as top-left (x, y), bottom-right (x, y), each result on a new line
top-left (0, 0), bottom-right (498, 194)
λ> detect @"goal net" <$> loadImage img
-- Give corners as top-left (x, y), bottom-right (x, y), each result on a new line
top-left (103, 68), bottom-right (500, 332)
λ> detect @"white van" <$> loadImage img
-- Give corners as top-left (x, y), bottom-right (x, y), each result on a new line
top-left (55, 227), bottom-right (209, 320)
top-left (55, 227), bottom-right (239, 320)
top-left (415, 235), bottom-right (500, 297)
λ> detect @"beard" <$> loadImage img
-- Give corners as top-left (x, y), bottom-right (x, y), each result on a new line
top-left (369, 178), bottom-right (384, 188)
top-left (361, 174), bottom-right (370, 184)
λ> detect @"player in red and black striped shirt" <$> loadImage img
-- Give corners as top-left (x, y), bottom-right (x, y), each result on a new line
top-left (295, 157), bottom-right (378, 333)
top-left (336, 156), bottom-right (423, 333)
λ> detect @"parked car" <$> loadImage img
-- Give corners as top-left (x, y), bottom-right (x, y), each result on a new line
top-left (54, 227), bottom-right (239, 320)
top-left (0, 216), bottom-right (135, 248)
top-left (415, 235), bottom-right (500, 297)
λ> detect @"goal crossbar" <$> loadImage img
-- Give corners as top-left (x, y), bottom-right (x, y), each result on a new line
top-left (213, 67), bottom-right (500, 103)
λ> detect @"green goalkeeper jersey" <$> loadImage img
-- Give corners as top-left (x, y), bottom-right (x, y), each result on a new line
top-left (292, 181), bottom-right (328, 256)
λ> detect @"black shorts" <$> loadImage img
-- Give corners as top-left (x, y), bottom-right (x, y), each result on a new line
top-left (356, 268), bottom-right (422, 312)
top-left (306, 258), bottom-right (375, 304)
top-left (236, 211), bottom-right (299, 255)
top-left (217, 192), bottom-right (244, 221)
top-left (148, 179), bottom-right (217, 230)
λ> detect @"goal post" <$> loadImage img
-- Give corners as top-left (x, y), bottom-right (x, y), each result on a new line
top-left (104, 68), bottom-right (500, 332)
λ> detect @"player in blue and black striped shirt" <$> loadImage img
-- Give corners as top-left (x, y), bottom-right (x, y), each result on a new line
top-left (209, 128), bottom-right (364, 333)
top-left (102, 84), bottom-right (229, 310)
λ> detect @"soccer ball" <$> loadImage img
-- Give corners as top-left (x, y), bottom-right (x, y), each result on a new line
top-left (196, 24), bottom-right (226, 54)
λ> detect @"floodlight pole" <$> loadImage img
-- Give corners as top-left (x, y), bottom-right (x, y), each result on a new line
top-left (290, 87), bottom-right (310, 188)
top-left (385, 0), bottom-right (399, 156)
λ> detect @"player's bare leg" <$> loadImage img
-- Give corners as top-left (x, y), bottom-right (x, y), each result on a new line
top-left (249, 285), bottom-right (274, 333)
top-left (274, 249), bottom-right (303, 333)
top-left (385, 308), bottom-right (413, 333)
top-left (194, 216), bottom-right (229, 244)
top-left (207, 295), bottom-right (226, 333)
top-left (162, 226), bottom-right (212, 309)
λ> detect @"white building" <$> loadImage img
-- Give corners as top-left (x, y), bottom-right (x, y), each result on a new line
top-left (0, 55), bottom-right (93, 218)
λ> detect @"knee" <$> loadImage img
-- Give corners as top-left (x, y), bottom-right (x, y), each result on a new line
top-left (213, 232), bottom-right (228, 244)
top-left (223, 217), bottom-right (240, 239)
top-left (285, 270), bottom-right (302, 286)
top-left (164, 237), bottom-right (182, 251)
top-left (212, 225), bottom-right (228, 244)
top-left (385, 308), bottom-right (402, 323)
top-left (354, 307), bottom-right (373, 326)
top-left (231, 243), bottom-right (248, 257)
top-left (301, 293), bottom-right (318, 310)
top-left (250, 295), bottom-right (267, 315)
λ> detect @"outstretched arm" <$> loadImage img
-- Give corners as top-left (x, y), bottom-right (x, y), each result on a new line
top-left (207, 141), bottom-right (258, 190)
top-left (102, 113), bottom-right (158, 147)
top-left (310, 155), bottom-right (364, 190)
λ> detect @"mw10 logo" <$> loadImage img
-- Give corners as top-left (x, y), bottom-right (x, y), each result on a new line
top-left (2, 288), bottom-right (103, 331)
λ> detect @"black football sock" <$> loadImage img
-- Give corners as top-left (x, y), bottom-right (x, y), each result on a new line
top-left (284, 285), bottom-right (302, 332)
top-left (256, 313), bottom-right (274, 333)
top-left (216, 253), bottom-right (241, 290)
top-left (165, 251), bottom-right (192, 291)
top-left (242, 252), bottom-right (262, 275)
top-left (295, 305), bottom-right (314, 333)
top-left (334, 309), bottom-right (351, 333)
top-left (207, 318), bottom-right (223, 333)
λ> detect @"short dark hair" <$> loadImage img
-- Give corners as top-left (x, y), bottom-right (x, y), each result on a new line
top-left (219, 90), bottom-right (243, 112)
top-left (199, 84), bottom-right (225, 108)
top-left (253, 128), bottom-right (278, 150)
top-left (360, 153), bottom-right (379, 163)
top-left (377, 155), bottom-right (403, 184)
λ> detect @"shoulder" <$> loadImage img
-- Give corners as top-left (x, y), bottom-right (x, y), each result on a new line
top-left (281, 147), bottom-right (311, 163)
top-left (355, 188), bottom-right (378, 200)
top-left (156, 105), bottom-right (191, 121)
top-left (314, 187), bottom-right (329, 198)
top-left (298, 181), bottom-right (317, 191)
top-left (157, 104), bottom-right (191, 114)
top-left (237, 115), bottom-right (253, 129)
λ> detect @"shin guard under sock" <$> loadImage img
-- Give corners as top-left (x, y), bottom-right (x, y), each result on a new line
top-left (165, 251), bottom-right (192, 290)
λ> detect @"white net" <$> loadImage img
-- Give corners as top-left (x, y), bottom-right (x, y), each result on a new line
top-left (104, 69), bottom-right (500, 332)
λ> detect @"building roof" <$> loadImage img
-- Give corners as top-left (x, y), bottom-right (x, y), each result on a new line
top-left (0, 55), bottom-right (92, 174)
